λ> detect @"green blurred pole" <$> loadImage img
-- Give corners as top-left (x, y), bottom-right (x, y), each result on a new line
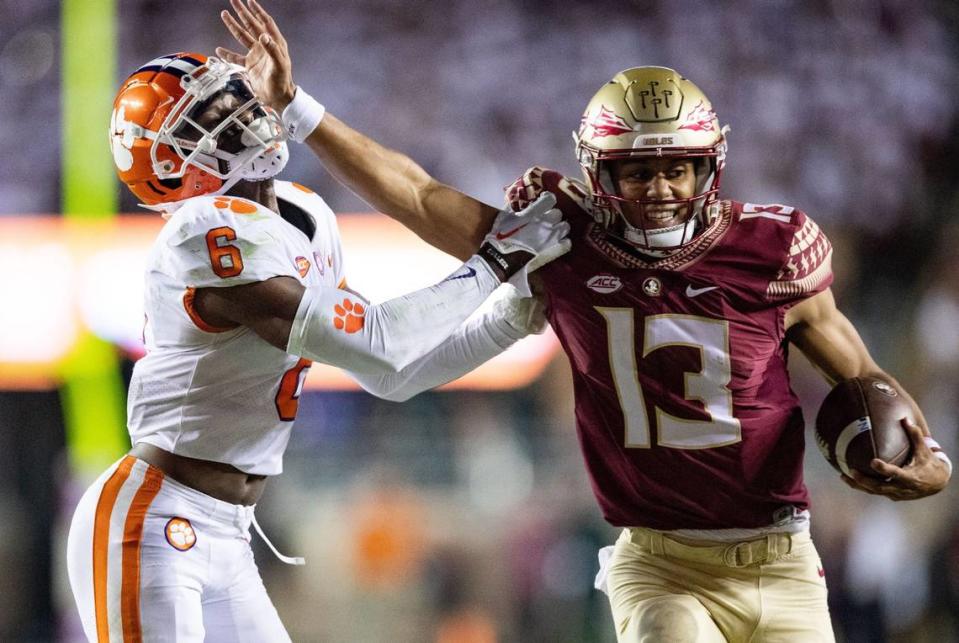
top-left (60, 0), bottom-right (128, 476)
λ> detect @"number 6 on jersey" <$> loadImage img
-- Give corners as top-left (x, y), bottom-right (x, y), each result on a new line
top-left (206, 226), bottom-right (244, 278)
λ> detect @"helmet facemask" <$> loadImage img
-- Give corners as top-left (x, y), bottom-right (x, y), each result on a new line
top-left (586, 147), bottom-right (724, 254)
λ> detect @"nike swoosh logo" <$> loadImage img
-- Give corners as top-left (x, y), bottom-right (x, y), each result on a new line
top-left (685, 285), bottom-right (718, 298)
top-left (446, 266), bottom-right (477, 281)
top-left (495, 223), bottom-right (528, 240)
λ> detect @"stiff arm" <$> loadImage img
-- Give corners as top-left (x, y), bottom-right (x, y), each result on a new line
top-left (194, 255), bottom-right (500, 375)
top-left (303, 112), bottom-right (499, 260)
top-left (217, 0), bottom-right (498, 259)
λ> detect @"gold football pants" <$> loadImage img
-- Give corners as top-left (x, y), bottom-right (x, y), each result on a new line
top-left (606, 527), bottom-right (835, 643)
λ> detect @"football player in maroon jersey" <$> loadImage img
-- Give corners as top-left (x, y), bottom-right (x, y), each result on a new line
top-left (218, 2), bottom-right (952, 641)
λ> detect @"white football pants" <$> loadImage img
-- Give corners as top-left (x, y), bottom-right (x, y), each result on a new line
top-left (67, 455), bottom-right (290, 642)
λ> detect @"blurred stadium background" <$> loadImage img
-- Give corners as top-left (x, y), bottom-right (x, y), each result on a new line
top-left (2, 0), bottom-right (959, 640)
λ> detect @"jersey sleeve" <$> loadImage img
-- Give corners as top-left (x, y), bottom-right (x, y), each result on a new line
top-left (766, 210), bottom-right (833, 304)
top-left (162, 196), bottom-right (299, 288)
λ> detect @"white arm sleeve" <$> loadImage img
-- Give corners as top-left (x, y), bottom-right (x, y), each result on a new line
top-left (286, 256), bottom-right (501, 374)
top-left (347, 309), bottom-right (526, 402)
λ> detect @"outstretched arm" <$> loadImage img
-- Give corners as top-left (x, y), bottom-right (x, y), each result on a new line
top-left (194, 261), bottom-right (499, 375)
top-left (218, 0), bottom-right (498, 260)
top-left (348, 291), bottom-right (546, 401)
top-left (194, 193), bottom-right (567, 377)
top-left (786, 288), bottom-right (951, 499)
top-left (302, 113), bottom-right (498, 260)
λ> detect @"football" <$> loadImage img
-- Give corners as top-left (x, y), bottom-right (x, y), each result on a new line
top-left (814, 376), bottom-right (916, 479)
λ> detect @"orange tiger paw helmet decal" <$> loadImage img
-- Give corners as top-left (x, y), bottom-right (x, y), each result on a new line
top-left (333, 298), bottom-right (365, 333)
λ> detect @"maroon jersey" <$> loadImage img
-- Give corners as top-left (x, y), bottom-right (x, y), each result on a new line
top-left (507, 167), bottom-right (833, 530)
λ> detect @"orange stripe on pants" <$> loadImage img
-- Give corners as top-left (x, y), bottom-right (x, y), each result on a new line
top-left (93, 456), bottom-right (136, 642)
top-left (121, 466), bottom-right (164, 643)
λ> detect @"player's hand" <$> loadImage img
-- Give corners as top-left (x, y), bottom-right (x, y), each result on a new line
top-left (477, 193), bottom-right (570, 296)
top-left (841, 419), bottom-right (951, 500)
top-left (217, 0), bottom-right (296, 112)
top-left (493, 287), bottom-right (548, 336)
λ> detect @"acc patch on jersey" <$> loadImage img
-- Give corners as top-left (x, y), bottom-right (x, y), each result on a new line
top-left (587, 274), bottom-right (623, 294)
top-left (165, 517), bottom-right (197, 551)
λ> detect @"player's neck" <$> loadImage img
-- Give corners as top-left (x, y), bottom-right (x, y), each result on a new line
top-left (227, 180), bottom-right (279, 213)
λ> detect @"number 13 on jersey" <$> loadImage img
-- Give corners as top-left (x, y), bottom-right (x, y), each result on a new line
top-left (596, 308), bottom-right (741, 450)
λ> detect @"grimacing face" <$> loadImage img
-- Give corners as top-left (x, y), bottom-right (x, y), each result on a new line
top-left (177, 85), bottom-right (261, 155)
top-left (609, 158), bottom-right (697, 230)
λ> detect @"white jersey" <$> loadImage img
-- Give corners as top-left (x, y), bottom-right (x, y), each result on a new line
top-left (128, 181), bottom-right (345, 475)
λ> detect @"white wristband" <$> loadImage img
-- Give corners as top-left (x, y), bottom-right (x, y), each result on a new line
top-left (933, 451), bottom-right (953, 477)
top-left (281, 86), bottom-right (325, 143)
top-left (924, 437), bottom-right (952, 477)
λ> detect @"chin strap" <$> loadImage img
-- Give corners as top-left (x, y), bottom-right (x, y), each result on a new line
top-left (623, 220), bottom-right (698, 248)
top-left (137, 172), bottom-right (246, 214)
top-left (621, 216), bottom-right (701, 254)
top-left (238, 141), bottom-right (289, 182)
top-left (139, 141), bottom-right (289, 213)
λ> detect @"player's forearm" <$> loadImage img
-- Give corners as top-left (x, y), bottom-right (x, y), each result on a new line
top-left (305, 113), bottom-right (429, 219)
top-left (788, 321), bottom-right (881, 385)
top-left (305, 112), bottom-right (495, 260)
top-left (287, 256), bottom-right (501, 374)
top-left (348, 311), bottom-right (525, 401)
top-left (786, 292), bottom-right (935, 435)
top-left (785, 289), bottom-right (882, 384)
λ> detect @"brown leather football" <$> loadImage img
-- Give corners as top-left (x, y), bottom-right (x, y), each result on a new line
top-left (814, 377), bottom-right (915, 479)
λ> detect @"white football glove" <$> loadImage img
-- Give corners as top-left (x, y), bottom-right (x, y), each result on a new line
top-left (493, 286), bottom-right (548, 336)
top-left (477, 192), bottom-right (571, 297)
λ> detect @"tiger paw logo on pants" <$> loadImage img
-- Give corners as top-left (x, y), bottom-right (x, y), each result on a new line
top-left (165, 517), bottom-right (197, 551)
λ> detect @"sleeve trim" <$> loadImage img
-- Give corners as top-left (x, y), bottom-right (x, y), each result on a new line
top-left (182, 287), bottom-right (240, 333)
top-left (766, 249), bottom-right (833, 300)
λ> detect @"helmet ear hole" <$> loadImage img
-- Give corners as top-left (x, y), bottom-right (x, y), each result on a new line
top-left (157, 177), bottom-right (182, 189)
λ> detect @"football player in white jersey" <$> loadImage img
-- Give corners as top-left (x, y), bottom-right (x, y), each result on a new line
top-left (66, 51), bottom-right (569, 642)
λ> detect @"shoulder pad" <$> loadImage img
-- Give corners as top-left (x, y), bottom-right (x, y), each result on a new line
top-left (275, 180), bottom-right (338, 239)
top-left (770, 209), bottom-right (833, 301)
top-left (168, 195), bottom-right (278, 244)
top-left (773, 210), bottom-right (831, 280)
top-left (737, 202), bottom-right (800, 225)
top-left (275, 180), bottom-right (329, 212)
top-left (160, 195), bottom-right (299, 288)
top-left (724, 201), bottom-right (833, 301)
top-left (506, 166), bottom-right (589, 214)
